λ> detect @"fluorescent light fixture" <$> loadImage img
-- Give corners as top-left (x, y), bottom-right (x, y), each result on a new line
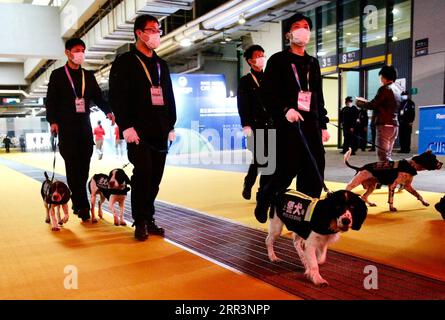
top-left (346, 32), bottom-right (352, 36)
top-left (317, 51), bottom-right (327, 57)
top-left (32, 0), bottom-right (51, 5)
top-left (238, 14), bottom-right (246, 25)
top-left (325, 30), bottom-right (331, 34)
top-left (392, 8), bottom-right (399, 15)
top-left (180, 38), bottom-right (192, 47)
top-left (392, 36), bottom-right (398, 41)
top-left (225, 37), bottom-right (232, 42)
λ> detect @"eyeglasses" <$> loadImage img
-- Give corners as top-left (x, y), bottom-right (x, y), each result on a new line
top-left (143, 28), bottom-right (163, 36)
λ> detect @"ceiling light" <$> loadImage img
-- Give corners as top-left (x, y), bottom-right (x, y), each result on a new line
top-left (346, 32), bottom-right (352, 36)
top-left (392, 36), bottom-right (398, 41)
top-left (225, 37), bottom-right (232, 42)
top-left (325, 30), bottom-right (331, 34)
top-left (392, 8), bottom-right (399, 15)
top-left (220, 41), bottom-right (227, 44)
top-left (317, 51), bottom-right (327, 57)
top-left (238, 14), bottom-right (246, 25)
top-left (180, 38), bottom-right (192, 47)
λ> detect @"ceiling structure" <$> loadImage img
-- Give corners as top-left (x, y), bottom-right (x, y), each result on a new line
top-left (0, 0), bottom-right (330, 117)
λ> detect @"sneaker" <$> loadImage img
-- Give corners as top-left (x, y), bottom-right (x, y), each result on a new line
top-left (133, 221), bottom-right (148, 241)
top-left (242, 184), bottom-right (252, 200)
top-left (146, 219), bottom-right (165, 236)
top-left (78, 208), bottom-right (90, 222)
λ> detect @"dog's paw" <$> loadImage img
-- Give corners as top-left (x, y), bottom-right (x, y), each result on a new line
top-left (368, 202), bottom-right (377, 207)
top-left (389, 206), bottom-right (398, 212)
top-left (91, 218), bottom-right (98, 223)
top-left (306, 272), bottom-right (329, 287)
top-left (51, 226), bottom-right (60, 232)
top-left (45, 217), bottom-right (50, 224)
top-left (120, 220), bottom-right (127, 226)
top-left (58, 220), bottom-right (63, 226)
top-left (421, 201), bottom-right (430, 207)
top-left (62, 216), bottom-right (69, 224)
top-left (98, 213), bottom-right (104, 219)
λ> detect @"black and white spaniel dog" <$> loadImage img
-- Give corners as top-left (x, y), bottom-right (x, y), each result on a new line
top-left (266, 189), bottom-right (368, 287)
top-left (88, 169), bottom-right (130, 225)
top-left (41, 172), bottom-right (71, 231)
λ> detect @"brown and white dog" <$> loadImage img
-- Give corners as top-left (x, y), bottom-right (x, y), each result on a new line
top-left (344, 149), bottom-right (443, 211)
top-left (266, 190), bottom-right (367, 287)
top-left (41, 172), bottom-right (71, 231)
top-left (88, 169), bottom-right (130, 225)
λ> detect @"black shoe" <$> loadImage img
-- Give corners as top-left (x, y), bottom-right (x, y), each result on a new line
top-left (134, 221), bottom-right (148, 241)
top-left (254, 199), bottom-right (269, 224)
top-left (78, 208), bottom-right (90, 222)
top-left (376, 183), bottom-right (382, 189)
top-left (368, 148), bottom-right (376, 152)
top-left (146, 219), bottom-right (165, 236)
top-left (242, 184), bottom-right (252, 200)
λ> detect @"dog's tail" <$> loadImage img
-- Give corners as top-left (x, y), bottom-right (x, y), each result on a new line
top-left (344, 148), bottom-right (360, 171)
top-left (44, 171), bottom-right (50, 181)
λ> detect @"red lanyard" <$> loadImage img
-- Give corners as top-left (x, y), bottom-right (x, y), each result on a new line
top-left (291, 64), bottom-right (310, 91)
top-left (64, 65), bottom-right (85, 98)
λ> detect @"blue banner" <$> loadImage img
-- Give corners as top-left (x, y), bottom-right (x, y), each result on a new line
top-left (170, 74), bottom-right (244, 154)
top-left (418, 105), bottom-right (445, 155)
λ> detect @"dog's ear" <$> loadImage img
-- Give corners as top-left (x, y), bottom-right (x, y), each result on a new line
top-left (124, 173), bottom-right (131, 186)
top-left (351, 193), bottom-right (368, 231)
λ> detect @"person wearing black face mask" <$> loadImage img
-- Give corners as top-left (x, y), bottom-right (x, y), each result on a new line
top-left (109, 14), bottom-right (177, 241)
top-left (46, 38), bottom-right (115, 222)
top-left (237, 45), bottom-right (273, 201)
top-left (254, 13), bottom-right (330, 223)
top-left (397, 91), bottom-right (415, 153)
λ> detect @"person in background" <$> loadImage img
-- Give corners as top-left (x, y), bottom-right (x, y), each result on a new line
top-left (93, 120), bottom-right (106, 160)
top-left (356, 65), bottom-right (402, 162)
top-left (340, 96), bottom-right (358, 155)
top-left (46, 38), bottom-right (115, 222)
top-left (3, 136), bottom-right (11, 153)
top-left (397, 91), bottom-right (415, 153)
top-left (356, 104), bottom-right (369, 152)
top-left (255, 13), bottom-right (330, 223)
top-left (19, 135), bottom-right (26, 152)
top-left (114, 124), bottom-right (125, 159)
top-left (109, 14), bottom-right (177, 241)
top-left (237, 44), bottom-right (273, 201)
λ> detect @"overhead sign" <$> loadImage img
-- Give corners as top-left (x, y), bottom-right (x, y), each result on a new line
top-left (319, 55), bottom-right (337, 68)
top-left (339, 50), bottom-right (360, 65)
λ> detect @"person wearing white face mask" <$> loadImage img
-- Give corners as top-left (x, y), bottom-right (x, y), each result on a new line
top-left (46, 38), bottom-right (115, 223)
top-left (237, 45), bottom-right (274, 201)
top-left (254, 13), bottom-right (330, 223)
top-left (109, 15), bottom-right (177, 241)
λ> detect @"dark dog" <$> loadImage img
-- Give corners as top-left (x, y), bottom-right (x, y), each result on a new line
top-left (88, 169), bottom-right (130, 225)
top-left (266, 190), bottom-right (367, 287)
top-left (40, 172), bottom-right (71, 231)
top-left (435, 196), bottom-right (445, 220)
top-left (345, 149), bottom-right (443, 211)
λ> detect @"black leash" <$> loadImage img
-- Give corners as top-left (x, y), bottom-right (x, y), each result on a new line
top-left (328, 122), bottom-right (386, 152)
top-left (122, 140), bottom-right (173, 169)
top-left (293, 122), bottom-right (331, 194)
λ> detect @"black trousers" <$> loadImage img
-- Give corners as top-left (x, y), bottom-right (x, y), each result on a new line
top-left (127, 142), bottom-right (167, 223)
top-left (259, 122), bottom-right (325, 203)
top-left (342, 127), bottom-right (358, 153)
top-left (399, 123), bottom-right (412, 152)
top-left (58, 139), bottom-right (93, 211)
top-left (356, 128), bottom-right (368, 151)
top-left (244, 128), bottom-right (272, 193)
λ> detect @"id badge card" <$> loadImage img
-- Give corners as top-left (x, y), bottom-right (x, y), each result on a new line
top-left (151, 86), bottom-right (165, 106)
top-left (297, 91), bottom-right (312, 112)
top-left (75, 98), bottom-right (86, 113)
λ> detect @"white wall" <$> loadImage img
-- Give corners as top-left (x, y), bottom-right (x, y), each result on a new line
top-left (0, 4), bottom-right (64, 59)
top-left (0, 64), bottom-right (28, 86)
top-left (60, 0), bottom-right (108, 38)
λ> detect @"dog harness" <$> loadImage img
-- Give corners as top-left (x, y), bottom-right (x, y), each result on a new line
top-left (41, 180), bottom-right (71, 205)
top-left (363, 160), bottom-right (417, 185)
top-left (91, 174), bottom-right (130, 200)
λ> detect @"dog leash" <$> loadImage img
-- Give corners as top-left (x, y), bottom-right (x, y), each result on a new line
top-left (293, 122), bottom-right (331, 194)
top-left (327, 122), bottom-right (386, 152)
top-left (122, 140), bottom-right (174, 169)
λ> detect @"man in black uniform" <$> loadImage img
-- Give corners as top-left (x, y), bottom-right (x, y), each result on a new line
top-left (340, 96), bottom-right (358, 154)
top-left (109, 15), bottom-right (177, 241)
top-left (46, 38), bottom-right (115, 222)
top-left (356, 104), bottom-right (369, 151)
top-left (237, 44), bottom-right (273, 200)
top-left (398, 91), bottom-right (415, 153)
top-left (254, 13), bottom-right (330, 223)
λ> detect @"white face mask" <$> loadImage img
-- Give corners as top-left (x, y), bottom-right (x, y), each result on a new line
top-left (401, 95), bottom-right (408, 101)
top-left (141, 32), bottom-right (161, 50)
top-left (252, 57), bottom-right (266, 69)
top-left (72, 52), bottom-right (85, 65)
top-left (290, 28), bottom-right (311, 46)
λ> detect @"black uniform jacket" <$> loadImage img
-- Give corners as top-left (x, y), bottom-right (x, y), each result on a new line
top-left (261, 50), bottom-right (329, 130)
top-left (237, 69), bottom-right (272, 128)
top-left (109, 49), bottom-right (177, 149)
top-left (46, 64), bottom-right (111, 145)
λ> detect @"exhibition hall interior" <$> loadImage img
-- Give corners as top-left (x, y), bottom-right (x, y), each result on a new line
top-left (1, 0), bottom-right (445, 301)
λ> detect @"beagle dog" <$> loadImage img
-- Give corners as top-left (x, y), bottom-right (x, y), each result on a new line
top-left (41, 172), bottom-right (71, 231)
top-left (88, 169), bottom-right (130, 225)
top-left (344, 149), bottom-right (443, 211)
top-left (266, 190), bottom-right (367, 287)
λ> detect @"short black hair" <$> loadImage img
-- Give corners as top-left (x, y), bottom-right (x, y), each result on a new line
top-left (345, 96), bottom-right (353, 103)
top-left (243, 45), bottom-right (265, 61)
top-left (134, 14), bottom-right (159, 40)
top-left (65, 38), bottom-right (86, 51)
top-left (284, 13), bottom-right (313, 32)
top-left (379, 65), bottom-right (397, 82)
